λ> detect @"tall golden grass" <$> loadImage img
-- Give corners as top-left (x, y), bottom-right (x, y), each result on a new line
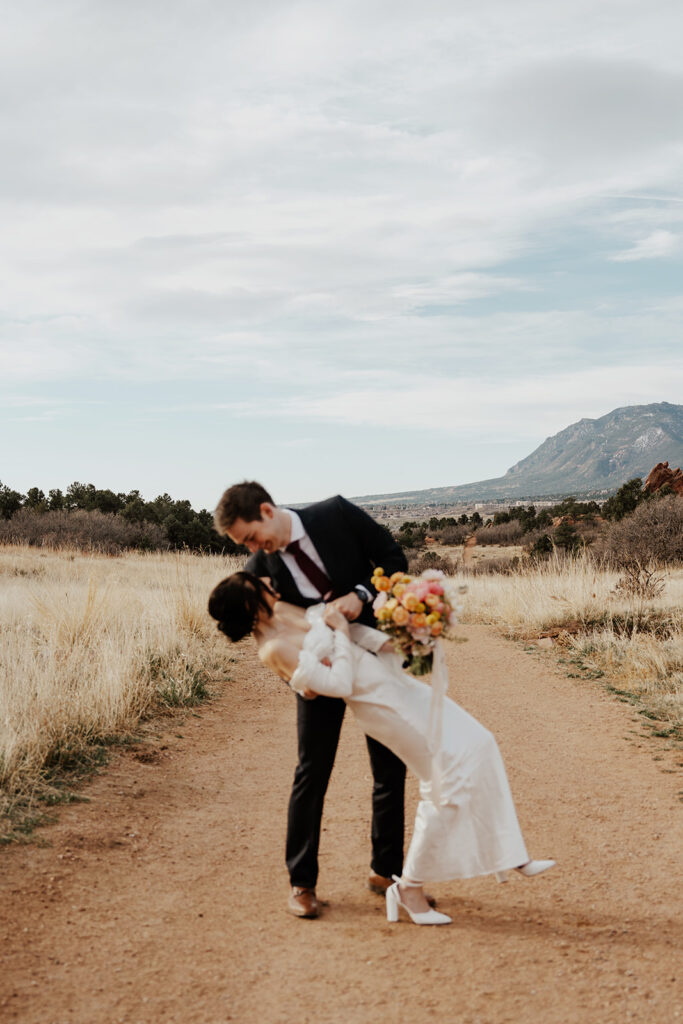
top-left (458, 552), bottom-right (683, 732)
top-left (0, 545), bottom-right (241, 830)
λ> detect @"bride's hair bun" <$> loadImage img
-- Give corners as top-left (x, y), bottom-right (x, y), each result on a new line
top-left (208, 571), bottom-right (272, 643)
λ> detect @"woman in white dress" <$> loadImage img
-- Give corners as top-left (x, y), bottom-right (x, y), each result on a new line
top-left (209, 572), bottom-right (555, 926)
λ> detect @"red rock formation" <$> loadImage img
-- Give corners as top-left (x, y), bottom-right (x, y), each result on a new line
top-left (643, 461), bottom-right (683, 496)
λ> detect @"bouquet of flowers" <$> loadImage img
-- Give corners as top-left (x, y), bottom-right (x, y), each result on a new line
top-left (370, 567), bottom-right (462, 675)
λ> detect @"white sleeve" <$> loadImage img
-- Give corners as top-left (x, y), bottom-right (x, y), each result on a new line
top-left (289, 632), bottom-right (355, 698)
top-left (349, 622), bottom-right (390, 654)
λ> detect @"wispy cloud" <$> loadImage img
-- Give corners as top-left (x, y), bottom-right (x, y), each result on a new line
top-left (610, 229), bottom-right (680, 262)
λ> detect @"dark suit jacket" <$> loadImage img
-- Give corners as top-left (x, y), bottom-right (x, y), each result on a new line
top-left (244, 495), bottom-right (407, 627)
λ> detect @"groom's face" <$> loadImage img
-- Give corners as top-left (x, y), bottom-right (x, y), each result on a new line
top-left (227, 502), bottom-right (284, 554)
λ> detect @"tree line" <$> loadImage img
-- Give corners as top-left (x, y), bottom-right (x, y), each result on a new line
top-left (0, 480), bottom-right (239, 554)
top-left (0, 475), bottom-right (675, 558)
top-left (394, 478), bottom-right (678, 557)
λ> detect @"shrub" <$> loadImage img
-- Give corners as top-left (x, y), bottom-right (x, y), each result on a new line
top-left (602, 495), bottom-right (683, 567)
top-left (465, 556), bottom-right (520, 575)
top-left (529, 533), bottom-right (554, 558)
top-left (0, 509), bottom-right (168, 554)
top-left (430, 524), bottom-right (469, 545)
top-left (408, 550), bottom-right (458, 575)
top-left (612, 565), bottom-right (667, 601)
top-left (473, 521), bottom-right (523, 546)
top-left (601, 478), bottom-right (644, 521)
top-left (554, 519), bottom-right (581, 551)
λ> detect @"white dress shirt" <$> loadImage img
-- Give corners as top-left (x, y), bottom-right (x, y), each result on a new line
top-left (279, 509), bottom-right (330, 600)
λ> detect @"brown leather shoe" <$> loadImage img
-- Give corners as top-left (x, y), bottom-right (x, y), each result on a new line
top-left (288, 886), bottom-right (319, 918)
top-left (367, 872), bottom-right (393, 896)
top-left (367, 873), bottom-right (437, 908)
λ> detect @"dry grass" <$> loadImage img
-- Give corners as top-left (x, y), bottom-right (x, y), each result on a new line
top-left (0, 544), bottom-right (243, 836)
top-left (457, 551), bottom-right (683, 738)
top-left (2, 544), bottom-right (680, 839)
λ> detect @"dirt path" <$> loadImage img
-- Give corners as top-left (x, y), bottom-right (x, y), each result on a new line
top-left (1, 626), bottom-right (681, 1024)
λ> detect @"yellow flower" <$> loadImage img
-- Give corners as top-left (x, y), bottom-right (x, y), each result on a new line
top-left (374, 567), bottom-right (385, 576)
top-left (426, 612), bottom-right (440, 625)
top-left (390, 571), bottom-right (404, 584)
top-left (385, 598), bottom-right (398, 612)
top-left (392, 583), bottom-right (407, 599)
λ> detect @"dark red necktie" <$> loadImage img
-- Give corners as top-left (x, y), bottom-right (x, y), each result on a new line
top-left (285, 539), bottom-right (332, 598)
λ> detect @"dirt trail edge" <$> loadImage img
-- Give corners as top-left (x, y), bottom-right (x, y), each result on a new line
top-left (1, 625), bottom-right (681, 1024)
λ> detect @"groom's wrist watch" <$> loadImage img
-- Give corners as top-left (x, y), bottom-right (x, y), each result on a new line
top-left (353, 585), bottom-right (372, 605)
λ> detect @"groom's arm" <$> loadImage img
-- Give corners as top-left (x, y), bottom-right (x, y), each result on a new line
top-left (336, 495), bottom-right (407, 590)
top-left (331, 496), bottom-right (407, 619)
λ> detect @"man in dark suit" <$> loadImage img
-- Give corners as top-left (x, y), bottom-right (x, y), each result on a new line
top-left (214, 480), bottom-right (408, 918)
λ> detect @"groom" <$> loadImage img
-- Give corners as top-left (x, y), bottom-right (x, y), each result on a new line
top-left (214, 481), bottom-right (408, 918)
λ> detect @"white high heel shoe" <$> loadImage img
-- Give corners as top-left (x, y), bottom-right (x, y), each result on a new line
top-left (385, 876), bottom-right (452, 926)
top-left (495, 860), bottom-right (555, 883)
top-left (516, 859), bottom-right (555, 877)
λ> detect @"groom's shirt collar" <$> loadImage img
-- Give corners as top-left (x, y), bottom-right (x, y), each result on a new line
top-left (281, 509), bottom-right (305, 549)
top-left (279, 509), bottom-right (328, 599)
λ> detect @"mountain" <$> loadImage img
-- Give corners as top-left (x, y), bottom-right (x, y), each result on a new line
top-left (354, 403), bottom-right (683, 505)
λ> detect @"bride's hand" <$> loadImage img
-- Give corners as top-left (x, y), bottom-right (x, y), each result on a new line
top-left (323, 606), bottom-right (350, 636)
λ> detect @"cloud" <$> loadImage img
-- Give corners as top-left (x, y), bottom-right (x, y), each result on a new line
top-left (476, 60), bottom-right (683, 170)
top-left (610, 229), bottom-right (680, 261)
top-left (222, 360), bottom-right (683, 443)
top-left (3, 0), bottom-right (683, 506)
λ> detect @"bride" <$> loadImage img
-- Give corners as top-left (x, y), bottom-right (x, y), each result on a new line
top-left (208, 571), bottom-right (555, 926)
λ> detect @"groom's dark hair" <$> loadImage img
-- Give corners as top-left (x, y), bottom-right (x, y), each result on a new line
top-left (214, 481), bottom-right (275, 534)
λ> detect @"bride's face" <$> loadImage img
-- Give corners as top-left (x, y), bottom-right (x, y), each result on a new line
top-left (253, 579), bottom-right (279, 625)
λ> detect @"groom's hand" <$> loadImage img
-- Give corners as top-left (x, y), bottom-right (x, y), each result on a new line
top-left (330, 591), bottom-right (363, 621)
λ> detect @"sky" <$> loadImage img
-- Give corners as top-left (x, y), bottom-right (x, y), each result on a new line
top-left (3, 0), bottom-right (683, 509)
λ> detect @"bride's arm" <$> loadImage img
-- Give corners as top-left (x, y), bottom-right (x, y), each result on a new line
top-left (259, 630), bottom-right (354, 700)
top-left (349, 622), bottom-right (393, 654)
top-left (258, 637), bottom-right (299, 682)
top-left (288, 631), bottom-right (354, 698)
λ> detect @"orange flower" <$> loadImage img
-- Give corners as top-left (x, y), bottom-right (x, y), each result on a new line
top-left (424, 594), bottom-right (440, 609)
top-left (403, 593), bottom-right (420, 612)
top-left (411, 613), bottom-right (427, 629)
top-left (375, 576), bottom-right (391, 592)
top-left (392, 606), bottom-right (410, 626)
top-left (430, 621), bottom-right (444, 636)
top-left (390, 571), bottom-right (405, 584)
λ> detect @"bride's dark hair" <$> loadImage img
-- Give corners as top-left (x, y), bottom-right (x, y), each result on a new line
top-left (208, 571), bottom-right (274, 642)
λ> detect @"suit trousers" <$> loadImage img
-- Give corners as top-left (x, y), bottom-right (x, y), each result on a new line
top-left (286, 693), bottom-right (406, 887)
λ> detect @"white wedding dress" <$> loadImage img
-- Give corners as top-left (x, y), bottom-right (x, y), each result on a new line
top-left (288, 606), bottom-right (529, 883)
